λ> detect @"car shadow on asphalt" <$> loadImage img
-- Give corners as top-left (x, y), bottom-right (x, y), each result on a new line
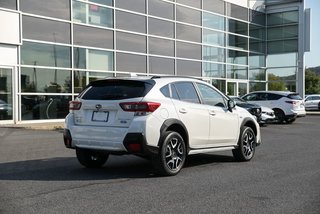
top-left (0, 154), bottom-right (234, 181)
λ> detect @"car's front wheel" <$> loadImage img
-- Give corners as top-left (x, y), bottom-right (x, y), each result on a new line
top-left (76, 148), bottom-right (109, 168)
top-left (233, 126), bottom-right (256, 161)
top-left (152, 131), bottom-right (186, 176)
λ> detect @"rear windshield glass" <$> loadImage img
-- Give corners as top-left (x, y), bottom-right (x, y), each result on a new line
top-left (287, 93), bottom-right (302, 100)
top-left (80, 79), bottom-right (154, 100)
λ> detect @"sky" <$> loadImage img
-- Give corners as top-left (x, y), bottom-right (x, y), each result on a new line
top-left (305, 0), bottom-right (320, 68)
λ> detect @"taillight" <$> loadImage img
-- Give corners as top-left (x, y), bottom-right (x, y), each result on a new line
top-left (120, 102), bottom-right (161, 112)
top-left (285, 100), bottom-right (298, 105)
top-left (69, 101), bottom-right (82, 110)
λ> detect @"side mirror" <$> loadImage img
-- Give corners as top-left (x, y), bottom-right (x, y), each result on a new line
top-left (228, 99), bottom-right (236, 112)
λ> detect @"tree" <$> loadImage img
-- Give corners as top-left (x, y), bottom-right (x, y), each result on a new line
top-left (268, 74), bottom-right (286, 91)
top-left (305, 68), bottom-right (320, 94)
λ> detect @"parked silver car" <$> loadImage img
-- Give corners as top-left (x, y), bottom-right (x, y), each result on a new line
top-left (304, 94), bottom-right (320, 111)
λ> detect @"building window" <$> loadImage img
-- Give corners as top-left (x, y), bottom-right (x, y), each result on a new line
top-left (176, 23), bottom-right (201, 43)
top-left (20, 0), bottom-right (70, 20)
top-left (149, 0), bottom-right (174, 20)
top-left (115, 0), bottom-right (145, 13)
top-left (73, 0), bottom-right (113, 28)
top-left (203, 12), bottom-right (225, 31)
top-left (203, 0), bottom-right (224, 15)
top-left (228, 34), bottom-right (248, 50)
top-left (74, 47), bottom-right (114, 71)
top-left (0, 0), bottom-right (17, 10)
top-left (116, 11), bottom-right (146, 33)
top-left (73, 24), bottom-right (113, 49)
top-left (228, 19), bottom-right (248, 36)
top-left (22, 16), bottom-right (71, 44)
top-left (203, 46), bottom-right (225, 63)
top-left (116, 53), bottom-right (146, 73)
top-left (149, 57), bottom-right (175, 75)
top-left (203, 29), bottom-right (225, 46)
top-left (228, 50), bottom-right (248, 65)
top-left (176, 5), bottom-right (201, 26)
top-left (249, 69), bottom-right (266, 81)
top-left (227, 3), bottom-right (248, 21)
top-left (116, 32), bottom-right (146, 53)
top-left (203, 62), bottom-right (225, 78)
top-left (227, 65), bottom-right (248, 80)
top-left (21, 42), bottom-right (71, 68)
top-left (177, 41), bottom-right (202, 60)
top-left (149, 37), bottom-right (174, 57)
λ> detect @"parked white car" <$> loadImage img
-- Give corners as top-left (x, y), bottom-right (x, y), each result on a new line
top-left (242, 91), bottom-right (306, 124)
top-left (260, 106), bottom-right (275, 124)
top-left (304, 94), bottom-right (320, 111)
top-left (64, 76), bottom-right (261, 176)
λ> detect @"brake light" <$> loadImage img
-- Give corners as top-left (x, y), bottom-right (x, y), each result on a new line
top-left (285, 100), bottom-right (298, 105)
top-left (69, 101), bottom-right (82, 110)
top-left (120, 102), bottom-right (161, 112)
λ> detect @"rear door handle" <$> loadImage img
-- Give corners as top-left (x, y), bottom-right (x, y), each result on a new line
top-left (179, 108), bottom-right (187, 114)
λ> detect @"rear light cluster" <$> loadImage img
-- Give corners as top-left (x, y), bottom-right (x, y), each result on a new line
top-left (120, 102), bottom-right (160, 116)
top-left (69, 101), bottom-right (82, 111)
top-left (285, 100), bottom-right (298, 105)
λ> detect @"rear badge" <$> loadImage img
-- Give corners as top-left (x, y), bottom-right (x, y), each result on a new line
top-left (120, 120), bottom-right (127, 124)
top-left (95, 104), bottom-right (102, 111)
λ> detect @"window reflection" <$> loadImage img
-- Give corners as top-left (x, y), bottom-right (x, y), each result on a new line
top-left (203, 12), bottom-right (225, 30)
top-left (21, 95), bottom-right (71, 120)
top-left (228, 50), bottom-right (248, 65)
top-left (21, 42), bottom-right (71, 68)
top-left (21, 68), bottom-right (71, 93)
top-left (73, 0), bottom-right (113, 28)
top-left (227, 65), bottom-right (248, 79)
top-left (203, 29), bottom-right (225, 46)
top-left (203, 46), bottom-right (225, 63)
top-left (203, 62), bottom-right (225, 78)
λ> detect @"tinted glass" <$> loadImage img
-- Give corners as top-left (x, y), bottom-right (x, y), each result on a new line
top-left (268, 67), bottom-right (296, 81)
top-left (228, 50), bottom-right (248, 65)
top-left (228, 19), bottom-right (248, 36)
top-left (116, 11), bottom-right (146, 33)
top-left (82, 80), bottom-right (152, 100)
top-left (21, 42), bottom-right (71, 68)
top-left (20, 0), bottom-right (70, 20)
top-left (21, 95), bottom-right (71, 120)
top-left (149, 57), bottom-right (174, 75)
top-left (249, 82), bottom-right (266, 92)
top-left (171, 84), bottom-right (180, 100)
top-left (91, 0), bottom-right (112, 6)
top-left (173, 82), bottom-right (200, 104)
top-left (249, 39), bottom-right (265, 53)
top-left (212, 79), bottom-right (226, 94)
top-left (21, 68), bottom-right (71, 93)
top-left (148, 18), bottom-right (174, 38)
top-left (73, 24), bottom-right (113, 49)
top-left (228, 35), bottom-right (248, 50)
top-left (249, 69), bottom-right (266, 81)
top-left (203, 12), bottom-right (225, 30)
top-left (227, 3), bottom-right (248, 21)
top-left (74, 70), bottom-right (87, 93)
top-left (268, 26), bottom-right (298, 40)
top-left (87, 49), bottom-right (113, 70)
top-left (115, 0), bottom-right (145, 13)
top-left (177, 0), bottom-right (201, 8)
top-left (176, 5), bottom-right (201, 26)
top-left (267, 93), bottom-right (283, 100)
top-left (203, 63), bottom-right (225, 78)
top-left (267, 39), bottom-right (298, 54)
top-left (267, 11), bottom-right (298, 26)
top-left (0, 0), bottom-right (17, 9)
top-left (250, 24), bottom-right (265, 39)
top-left (267, 53), bottom-right (297, 67)
top-left (116, 53), bottom-right (146, 73)
top-left (227, 65), bottom-right (248, 79)
top-left (149, 0), bottom-right (174, 19)
top-left (160, 85), bottom-right (170, 98)
top-left (149, 37), bottom-right (174, 56)
top-left (196, 83), bottom-right (226, 107)
top-left (287, 93), bottom-right (302, 100)
top-left (203, 29), bottom-right (225, 46)
top-left (23, 16), bottom-right (70, 44)
top-left (73, 1), bottom-right (113, 28)
top-left (176, 60), bottom-right (201, 76)
top-left (176, 42), bottom-right (201, 60)
top-left (176, 23), bottom-right (201, 43)
top-left (117, 32), bottom-right (146, 53)
top-left (203, 0), bottom-right (224, 15)
top-left (250, 10), bottom-right (265, 26)
top-left (203, 46), bottom-right (225, 63)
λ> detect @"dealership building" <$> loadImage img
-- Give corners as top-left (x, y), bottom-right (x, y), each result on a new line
top-left (0, 0), bottom-right (310, 124)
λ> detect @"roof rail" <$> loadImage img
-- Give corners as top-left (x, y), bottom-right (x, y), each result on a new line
top-left (150, 75), bottom-right (202, 80)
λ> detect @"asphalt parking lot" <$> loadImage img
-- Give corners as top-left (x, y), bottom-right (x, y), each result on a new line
top-left (0, 116), bottom-right (319, 214)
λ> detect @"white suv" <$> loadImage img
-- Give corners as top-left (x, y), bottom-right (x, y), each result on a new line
top-left (242, 91), bottom-right (306, 124)
top-left (64, 77), bottom-right (261, 176)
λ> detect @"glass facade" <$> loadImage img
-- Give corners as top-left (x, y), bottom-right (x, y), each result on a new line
top-left (0, 0), bottom-right (303, 122)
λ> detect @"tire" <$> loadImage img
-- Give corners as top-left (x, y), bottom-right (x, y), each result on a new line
top-left (273, 109), bottom-right (285, 124)
top-left (76, 148), bottom-right (109, 168)
top-left (152, 131), bottom-right (186, 176)
top-left (318, 102), bottom-right (320, 111)
top-left (286, 118), bottom-right (296, 124)
top-left (232, 126), bottom-right (256, 162)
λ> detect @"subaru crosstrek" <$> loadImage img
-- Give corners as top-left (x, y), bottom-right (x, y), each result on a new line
top-left (64, 76), bottom-right (261, 176)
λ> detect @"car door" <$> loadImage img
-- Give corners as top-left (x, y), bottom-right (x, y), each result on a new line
top-left (196, 83), bottom-right (239, 147)
top-left (170, 82), bottom-right (210, 147)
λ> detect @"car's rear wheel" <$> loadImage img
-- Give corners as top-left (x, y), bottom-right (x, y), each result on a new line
top-left (286, 118), bottom-right (296, 124)
top-left (152, 131), bottom-right (186, 176)
top-left (76, 148), bottom-right (109, 168)
top-left (233, 126), bottom-right (256, 161)
top-left (273, 109), bottom-right (285, 123)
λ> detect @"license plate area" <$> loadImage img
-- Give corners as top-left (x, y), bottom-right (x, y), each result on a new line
top-left (92, 111), bottom-right (109, 122)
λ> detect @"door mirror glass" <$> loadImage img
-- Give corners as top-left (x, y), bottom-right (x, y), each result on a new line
top-left (228, 99), bottom-right (236, 112)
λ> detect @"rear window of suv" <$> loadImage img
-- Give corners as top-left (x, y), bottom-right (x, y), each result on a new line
top-left (80, 79), bottom-right (154, 100)
top-left (287, 93), bottom-right (302, 100)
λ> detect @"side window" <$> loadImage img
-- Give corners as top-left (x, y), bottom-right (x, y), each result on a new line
top-left (173, 82), bottom-right (200, 104)
top-left (196, 83), bottom-right (226, 108)
top-left (267, 93), bottom-right (282, 100)
top-left (255, 93), bottom-right (267, 101)
top-left (160, 85), bottom-right (170, 98)
top-left (243, 93), bottom-right (257, 101)
top-left (305, 96), bottom-right (312, 101)
top-left (171, 84), bottom-right (180, 100)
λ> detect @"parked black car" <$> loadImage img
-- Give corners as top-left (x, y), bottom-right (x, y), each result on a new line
top-left (230, 96), bottom-right (262, 124)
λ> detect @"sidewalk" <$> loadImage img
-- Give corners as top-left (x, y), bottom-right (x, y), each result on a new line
top-left (0, 122), bottom-right (64, 131)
